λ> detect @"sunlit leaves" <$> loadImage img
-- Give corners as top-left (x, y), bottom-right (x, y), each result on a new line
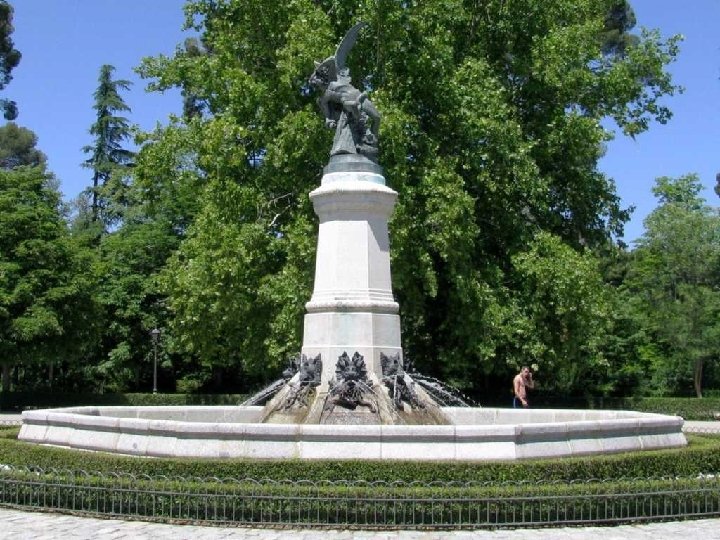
top-left (628, 175), bottom-right (720, 396)
top-left (135, 0), bottom-right (681, 394)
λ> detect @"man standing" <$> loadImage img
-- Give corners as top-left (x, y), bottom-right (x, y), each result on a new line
top-left (513, 366), bottom-right (534, 408)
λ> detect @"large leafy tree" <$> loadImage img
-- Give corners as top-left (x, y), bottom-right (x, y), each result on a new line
top-left (83, 64), bottom-right (134, 228)
top-left (135, 0), bottom-right (680, 394)
top-left (0, 0), bottom-right (20, 120)
top-left (0, 165), bottom-right (96, 391)
top-left (626, 175), bottom-right (720, 397)
top-left (88, 218), bottom-right (179, 393)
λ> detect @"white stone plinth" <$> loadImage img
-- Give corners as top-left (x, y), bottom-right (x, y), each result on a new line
top-left (19, 406), bottom-right (688, 460)
top-left (302, 170), bottom-right (402, 385)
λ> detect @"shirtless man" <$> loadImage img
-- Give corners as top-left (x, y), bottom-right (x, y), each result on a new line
top-left (513, 366), bottom-right (534, 408)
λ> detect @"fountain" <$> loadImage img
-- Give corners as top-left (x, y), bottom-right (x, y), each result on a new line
top-left (19, 24), bottom-right (686, 460)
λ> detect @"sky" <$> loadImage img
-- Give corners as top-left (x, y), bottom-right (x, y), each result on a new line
top-left (6, 0), bottom-right (720, 244)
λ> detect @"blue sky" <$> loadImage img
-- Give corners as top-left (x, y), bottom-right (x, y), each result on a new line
top-left (6, 1), bottom-right (719, 244)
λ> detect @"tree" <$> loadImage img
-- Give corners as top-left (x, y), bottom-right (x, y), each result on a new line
top-left (627, 174), bottom-right (720, 397)
top-left (87, 219), bottom-right (179, 393)
top-left (135, 0), bottom-right (681, 393)
top-left (0, 122), bottom-right (46, 169)
top-left (511, 232), bottom-right (613, 396)
top-left (180, 37), bottom-right (210, 120)
top-left (82, 64), bottom-right (134, 227)
top-left (600, 0), bottom-right (639, 56)
top-left (0, 1), bottom-right (20, 120)
top-left (0, 165), bottom-right (91, 391)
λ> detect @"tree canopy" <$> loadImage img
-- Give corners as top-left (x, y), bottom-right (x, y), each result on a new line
top-left (0, 0), bottom-right (20, 120)
top-left (0, 122), bottom-right (46, 169)
top-left (0, 165), bottom-right (94, 391)
top-left (131, 0), bottom-right (681, 396)
top-left (2, 0), bottom-right (712, 402)
top-left (626, 175), bottom-right (720, 397)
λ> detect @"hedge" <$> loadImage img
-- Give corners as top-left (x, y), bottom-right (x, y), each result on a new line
top-left (0, 391), bottom-right (250, 411)
top-left (2, 467), bottom-right (717, 527)
top-left (6, 391), bottom-right (720, 421)
top-left (0, 426), bottom-right (718, 484)
top-left (3, 468), bottom-right (718, 528)
top-left (1, 429), bottom-right (719, 528)
top-left (622, 397), bottom-right (720, 421)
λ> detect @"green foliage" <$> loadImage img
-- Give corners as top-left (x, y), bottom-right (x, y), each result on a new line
top-left (131, 0), bottom-right (680, 394)
top-left (0, 431), bottom-right (718, 484)
top-left (0, 391), bottom-right (248, 410)
top-left (0, 122), bottom-right (46, 169)
top-left (90, 220), bottom-right (179, 392)
top-left (1, 453), bottom-right (719, 527)
top-left (511, 232), bottom-right (612, 394)
top-left (0, 166), bottom-right (97, 391)
top-left (626, 174), bottom-right (720, 397)
top-left (0, 0), bottom-right (20, 120)
top-left (627, 397), bottom-right (720, 421)
top-left (0, 458), bottom-right (719, 528)
top-left (82, 64), bottom-right (135, 227)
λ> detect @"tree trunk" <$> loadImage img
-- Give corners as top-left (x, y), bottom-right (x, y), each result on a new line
top-left (694, 358), bottom-right (703, 398)
top-left (213, 368), bottom-right (223, 391)
top-left (48, 361), bottom-right (54, 390)
top-left (1, 363), bottom-right (10, 393)
top-left (91, 171), bottom-right (100, 222)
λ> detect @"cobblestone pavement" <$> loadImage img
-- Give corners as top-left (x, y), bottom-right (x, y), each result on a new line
top-left (1, 508), bottom-right (719, 539)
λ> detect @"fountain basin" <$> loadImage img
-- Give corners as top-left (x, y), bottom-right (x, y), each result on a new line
top-left (18, 406), bottom-right (686, 461)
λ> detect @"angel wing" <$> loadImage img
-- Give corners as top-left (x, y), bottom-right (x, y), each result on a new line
top-left (334, 22), bottom-right (367, 73)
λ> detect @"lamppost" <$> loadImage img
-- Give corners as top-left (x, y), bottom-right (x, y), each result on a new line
top-left (150, 328), bottom-right (160, 394)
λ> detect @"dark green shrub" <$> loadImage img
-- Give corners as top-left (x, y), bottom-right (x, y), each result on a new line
top-left (625, 397), bottom-right (720, 421)
top-left (1, 432), bottom-right (719, 483)
top-left (0, 392), bottom-right (249, 411)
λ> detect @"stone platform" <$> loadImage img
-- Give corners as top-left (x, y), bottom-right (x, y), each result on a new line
top-left (18, 406), bottom-right (686, 460)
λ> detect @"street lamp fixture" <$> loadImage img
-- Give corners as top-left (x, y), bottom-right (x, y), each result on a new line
top-left (150, 328), bottom-right (160, 394)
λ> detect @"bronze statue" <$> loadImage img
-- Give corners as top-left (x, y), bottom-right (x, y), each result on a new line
top-left (309, 22), bottom-right (380, 162)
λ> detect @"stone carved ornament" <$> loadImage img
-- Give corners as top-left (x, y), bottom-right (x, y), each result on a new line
top-left (323, 351), bottom-right (377, 413)
top-left (279, 353), bottom-right (322, 411)
top-left (380, 352), bottom-right (425, 410)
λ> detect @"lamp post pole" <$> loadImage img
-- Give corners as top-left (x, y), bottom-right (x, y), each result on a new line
top-left (150, 328), bottom-right (160, 394)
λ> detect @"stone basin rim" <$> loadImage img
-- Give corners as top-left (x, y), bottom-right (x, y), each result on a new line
top-left (18, 406), bottom-right (687, 461)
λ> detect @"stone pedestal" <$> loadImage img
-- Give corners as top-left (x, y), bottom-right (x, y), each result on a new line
top-left (301, 167), bottom-right (402, 388)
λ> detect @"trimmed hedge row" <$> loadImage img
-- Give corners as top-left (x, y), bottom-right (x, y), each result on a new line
top-left (4, 468), bottom-right (718, 528)
top-left (2, 427), bottom-right (720, 527)
top-left (1, 429), bottom-right (719, 527)
top-left (6, 391), bottom-right (720, 421)
top-left (0, 391), bottom-right (249, 411)
top-left (0, 426), bottom-right (718, 484)
top-left (623, 397), bottom-right (720, 421)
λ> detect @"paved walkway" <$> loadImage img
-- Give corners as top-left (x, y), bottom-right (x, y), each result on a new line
top-left (682, 420), bottom-right (720, 433)
top-left (0, 508), bottom-right (719, 539)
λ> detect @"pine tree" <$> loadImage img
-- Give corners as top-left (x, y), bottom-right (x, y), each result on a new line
top-left (82, 64), bottom-right (134, 227)
top-left (0, 0), bottom-right (20, 120)
top-left (0, 122), bottom-right (46, 169)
